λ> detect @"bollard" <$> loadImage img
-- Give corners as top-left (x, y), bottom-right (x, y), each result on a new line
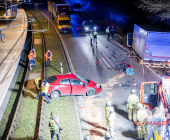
top-left (60, 62), bottom-right (63, 74)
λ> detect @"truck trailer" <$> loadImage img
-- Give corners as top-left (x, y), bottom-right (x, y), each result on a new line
top-left (128, 24), bottom-right (170, 68)
top-left (48, 0), bottom-right (72, 33)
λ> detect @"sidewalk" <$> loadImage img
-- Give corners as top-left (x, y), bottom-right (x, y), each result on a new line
top-left (0, 8), bottom-right (28, 120)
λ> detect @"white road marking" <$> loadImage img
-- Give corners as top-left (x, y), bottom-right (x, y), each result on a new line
top-left (147, 66), bottom-right (161, 79)
top-left (102, 57), bottom-right (110, 68)
top-left (86, 39), bottom-right (90, 44)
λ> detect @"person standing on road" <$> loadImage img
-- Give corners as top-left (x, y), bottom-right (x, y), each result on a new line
top-left (127, 89), bottom-right (139, 122)
top-left (93, 30), bottom-right (98, 44)
top-left (28, 52), bottom-right (34, 71)
top-left (90, 32), bottom-right (93, 45)
top-left (110, 26), bottom-right (115, 40)
top-left (30, 48), bottom-right (36, 66)
top-left (45, 50), bottom-right (53, 67)
top-left (136, 103), bottom-right (148, 140)
top-left (49, 112), bottom-right (60, 140)
top-left (107, 107), bottom-right (115, 139)
top-left (106, 26), bottom-right (110, 41)
top-left (36, 79), bottom-right (51, 104)
top-left (105, 100), bottom-right (112, 120)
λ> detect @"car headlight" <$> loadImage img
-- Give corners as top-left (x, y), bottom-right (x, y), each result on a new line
top-left (85, 27), bottom-right (89, 30)
top-left (94, 27), bottom-right (96, 29)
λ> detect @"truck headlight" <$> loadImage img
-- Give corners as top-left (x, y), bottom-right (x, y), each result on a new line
top-left (94, 27), bottom-right (96, 30)
top-left (85, 27), bottom-right (89, 30)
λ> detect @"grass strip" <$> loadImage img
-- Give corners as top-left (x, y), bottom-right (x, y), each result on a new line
top-left (12, 9), bottom-right (44, 139)
top-left (35, 9), bottom-right (80, 140)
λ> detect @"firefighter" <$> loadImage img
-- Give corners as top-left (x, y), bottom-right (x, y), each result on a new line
top-left (36, 79), bottom-right (51, 104)
top-left (30, 48), bottom-right (36, 66)
top-left (49, 112), bottom-right (60, 140)
top-left (127, 89), bottom-right (139, 122)
top-left (136, 103), bottom-right (148, 140)
top-left (107, 107), bottom-right (115, 139)
top-left (105, 100), bottom-right (112, 120)
top-left (34, 78), bottom-right (41, 92)
top-left (90, 32), bottom-right (93, 45)
top-left (28, 52), bottom-right (34, 71)
top-left (93, 30), bottom-right (98, 44)
top-left (45, 50), bottom-right (53, 67)
top-left (106, 26), bottom-right (110, 41)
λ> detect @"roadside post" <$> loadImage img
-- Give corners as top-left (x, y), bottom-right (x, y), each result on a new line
top-left (60, 62), bottom-right (63, 74)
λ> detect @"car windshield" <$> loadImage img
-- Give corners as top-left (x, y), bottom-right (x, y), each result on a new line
top-left (45, 76), bottom-right (57, 83)
top-left (59, 20), bottom-right (70, 25)
top-left (74, 74), bottom-right (88, 83)
top-left (85, 22), bottom-right (93, 25)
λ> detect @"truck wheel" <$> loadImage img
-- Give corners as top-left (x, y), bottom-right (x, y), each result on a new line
top-left (86, 88), bottom-right (96, 96)
top-left (50, 91), bottom-right (60, 99)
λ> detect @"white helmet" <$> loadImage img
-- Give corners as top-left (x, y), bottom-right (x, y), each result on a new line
top-left (137, 103), bottom-right (143, 109)
top-left (131, 89), bottom-right (136, 94)
top-left (84, 135), bottom-right (91, 140)
top-left (110, 107), bottom-right (114, 113)
top-left (106, 100), bottom-right (112, 106)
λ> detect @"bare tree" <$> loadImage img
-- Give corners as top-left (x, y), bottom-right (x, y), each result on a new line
top-left (137, 0), bottom-right (170, 20)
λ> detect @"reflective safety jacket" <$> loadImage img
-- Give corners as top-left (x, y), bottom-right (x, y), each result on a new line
top-left (90, 33), bottom-right (93, 39)
top-left (45, 51), bottom-right (53, 61)
top-left (41, 82), bottom-right (50, 94)
top-left (105, 28), bottom-right (109, 33)
top-left (127, 94), bottom-right (139, 109)
top-left (30, 50), bottom-right (36, 58)
top-left (105, 106), bottom-right (112, 119)
top-left (34, 78), bottom-right (41, 90)
top-left (49, 117), bottom-right (60, 130)
top-left (137, 108), bottom-right (148, 123)
top-left (93, 31), bottom-right (97, 36)
top-left (28, 53), bottom-right (34, 60)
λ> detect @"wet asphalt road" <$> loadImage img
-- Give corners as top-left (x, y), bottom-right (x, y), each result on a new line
top-left (39, 4), bottom-right (164, 140)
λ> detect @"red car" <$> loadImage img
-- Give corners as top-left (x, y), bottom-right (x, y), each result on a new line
top-left (43, 73), bottom-right (102, 99)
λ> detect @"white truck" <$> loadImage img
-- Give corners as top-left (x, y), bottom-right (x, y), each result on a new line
top-left (127, 24), bottom-right (170, 68)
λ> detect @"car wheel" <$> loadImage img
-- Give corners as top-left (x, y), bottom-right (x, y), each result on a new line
top-left (50, 91), bottom-right (60, 99)
top-left (86, 88), bottom-right (96, 96)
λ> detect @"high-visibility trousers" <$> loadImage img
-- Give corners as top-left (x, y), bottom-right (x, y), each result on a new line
top-left (137, 124), bottom-right (146, 139)
top-left (128, 108), bottom-right (137, 122)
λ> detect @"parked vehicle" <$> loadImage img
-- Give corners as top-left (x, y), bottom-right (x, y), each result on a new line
top-left (43, 73), bottom-right (102, 99)
top-left (82, 20), bottom-right (97, 32)
top-left (48, 0), bottom-right (72, 33)
top-left (127, 24), bottom-right (170, 68)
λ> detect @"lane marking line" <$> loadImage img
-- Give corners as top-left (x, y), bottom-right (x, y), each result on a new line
top-left (86, 39), bottom-right (90, 44)
top-left (102, 57), bottom-right (110, 68)
top-left (147, 66), bottom-right (161, 79)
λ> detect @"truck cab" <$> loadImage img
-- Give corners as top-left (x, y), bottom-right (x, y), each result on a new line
top-left (57, 14), bottom-right (71, 33)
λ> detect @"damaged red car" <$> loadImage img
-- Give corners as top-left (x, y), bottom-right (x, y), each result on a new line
top-left (44, 73), bottom-right (102, 99)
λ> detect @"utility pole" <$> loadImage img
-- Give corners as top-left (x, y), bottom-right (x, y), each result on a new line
top-left (5, 0), bottom-right (8, 16)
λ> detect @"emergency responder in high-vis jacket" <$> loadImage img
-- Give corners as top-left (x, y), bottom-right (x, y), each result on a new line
top-left (90, 32), bottom-right (93, 45)
top-left (105, 26), bottom-right (110, 41)
top-left (127, 89), bottom-right (139, 122)
top-left (34, 78), bottom-right (41, 92)
top-left (28, 52), bottom-right (34, 71)
top-left (93, 30), bottom-right (98, 44)
top-left (30, 48), bottom-right (36, 66)
top-left (136, 103), bottom-right (148, 140)
top-left (107, 107), bottom-right (115, 139)
top-left (36, 79), bottom-right (51, 104)
top-left (49, 112), bottom-right (60, 140)
top-left (45, 50), bottom-right (53, 67)
top-left (105, 100), bottom-right (112, 120)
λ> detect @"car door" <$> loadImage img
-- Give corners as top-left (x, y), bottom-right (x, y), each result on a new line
top-left (58, 79), bottom-right (71, 95)
top-left (70, 79), bottom-right (87, 95)
top-left (140, 81), bottom-right (159, 109)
